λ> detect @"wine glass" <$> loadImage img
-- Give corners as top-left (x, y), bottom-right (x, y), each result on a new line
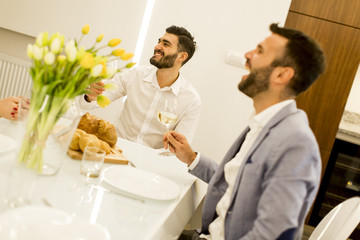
top-left (157, 96), bottom-right (179, 156)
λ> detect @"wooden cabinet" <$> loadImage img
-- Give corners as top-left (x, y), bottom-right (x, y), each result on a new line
top-left (284, 0), bottom-right (360, 223)
top-left (285, 12), bottom-right (360, 178)
top-left (290, 0), bottom-right (360, 28)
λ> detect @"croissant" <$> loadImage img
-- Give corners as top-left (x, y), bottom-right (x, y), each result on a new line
top-left (77, 113), bottom-right (117, 146)
top-left (79, 134), bottom-right (101, 152)
top-left (69, 129), bottom-right (86, 151)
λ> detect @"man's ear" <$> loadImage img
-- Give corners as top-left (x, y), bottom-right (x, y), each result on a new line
top-left (178, 52), bottom-right (188, 64)
top-left (273, 67), bottom-right (294, 84)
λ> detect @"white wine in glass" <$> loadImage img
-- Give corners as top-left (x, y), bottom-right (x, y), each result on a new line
top-left (157, 111), bottom-right (178, 128)
top-left (157, 96), bottom-right (178, 156)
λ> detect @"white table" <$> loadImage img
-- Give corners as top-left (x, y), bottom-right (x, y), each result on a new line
top-left (0, 119), bottom-right (206, 240)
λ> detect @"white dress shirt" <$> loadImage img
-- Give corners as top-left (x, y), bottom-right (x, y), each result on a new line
top-left (193, 99), bottom-right (294, 240)
top-left (79, 66), bottom-right (201, 149)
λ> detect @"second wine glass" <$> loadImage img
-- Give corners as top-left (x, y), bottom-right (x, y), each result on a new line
top-left (157, 96), bottom-right (179, 156)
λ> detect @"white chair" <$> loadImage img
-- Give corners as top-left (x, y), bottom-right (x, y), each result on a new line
top-left (309, 196), bottom-right (360, 240)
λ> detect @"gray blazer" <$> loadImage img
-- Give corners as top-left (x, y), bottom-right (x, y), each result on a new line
top-left (190, 102), bottom-right (321, 240)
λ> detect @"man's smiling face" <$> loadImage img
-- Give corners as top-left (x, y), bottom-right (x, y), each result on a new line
top-left (150, 33), bottom-right (180, 69)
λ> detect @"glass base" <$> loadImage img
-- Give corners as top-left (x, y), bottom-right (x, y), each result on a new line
top-left (158, 150), bottom-right (176, 156)
top-left (4, 166), bottom-right (37, 208)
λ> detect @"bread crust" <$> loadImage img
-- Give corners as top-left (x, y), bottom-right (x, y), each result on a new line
top-left (77, 113), bottom-right (117, 146)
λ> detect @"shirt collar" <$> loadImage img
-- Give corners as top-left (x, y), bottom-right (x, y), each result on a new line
top-left (249, 99), bottom-right (295, 129)
top-left (143, 67), bottom-right (183, 96)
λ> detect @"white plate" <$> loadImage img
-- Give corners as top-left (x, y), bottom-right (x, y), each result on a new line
top-left (102, 166), bottom-right (180, 201)
top-left (0, 133), bottom-right (16, 154)
top-left (0, 206), bottom-right (110, 240)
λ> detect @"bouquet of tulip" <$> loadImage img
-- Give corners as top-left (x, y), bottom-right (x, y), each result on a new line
top-left (18, 24), bottom-right (135, 172)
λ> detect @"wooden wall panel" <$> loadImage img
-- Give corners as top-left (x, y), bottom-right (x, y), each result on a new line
top-left (285, 12), bottom-right (360, 178)
top-left (290, 0), bottom-right (360, 28)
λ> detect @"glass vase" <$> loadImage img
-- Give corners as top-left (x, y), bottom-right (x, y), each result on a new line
top-left (16, 96), bottom-right (82, 176)
top-left (4, 164), bottom-right (37, 208)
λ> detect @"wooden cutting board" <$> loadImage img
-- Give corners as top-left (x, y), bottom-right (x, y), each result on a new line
top-left (67, 146), bottom-right (129, 165)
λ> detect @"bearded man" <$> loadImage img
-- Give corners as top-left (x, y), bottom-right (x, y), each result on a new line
top-left (81, 25), bottom-right (201, 149)
top-left (166, 23), bottom-right (326, 240)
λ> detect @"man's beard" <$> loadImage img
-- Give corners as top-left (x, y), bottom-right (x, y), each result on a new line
top-left (238, 65), bottom-right (274, 97)
top-left (150, 52), bottom-right (178, 69)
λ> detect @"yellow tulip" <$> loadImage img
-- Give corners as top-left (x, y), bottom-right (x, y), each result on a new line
top-left (111, 48), bottom-right (125, 57)
top-left (76, 47), bottom-right (86, 60)
top-left (121, 53), bottom-right (134, 61)
top-left (100, 62), bottom-right (107, 76)
top-left (125, 62), bottom-right (136, 68)
top-left (57, 55), bottom-right (67, 63)
top-left (82, 24), bottom-right (90, 35)
top-left (94, 55), bottom-right (107, 64)
top-left (108, 38), bottom-right (121, 47)
top-left (96, 34), bottom-right (104, 42)
top-left (96, 95), bottom-right (111, 108)
top-left (35, 32), bottom-right (48, 47)
top-left (80, 52), bottom-right (95, 69)
top-left (104, 83), bottom-right (118, 90)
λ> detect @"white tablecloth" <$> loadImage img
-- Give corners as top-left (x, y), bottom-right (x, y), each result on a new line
top-left (0, 119), bottom-right (207, 240)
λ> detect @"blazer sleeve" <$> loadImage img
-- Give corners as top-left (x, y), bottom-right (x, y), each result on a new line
top-left (189, 154), bottom-right (218, 183)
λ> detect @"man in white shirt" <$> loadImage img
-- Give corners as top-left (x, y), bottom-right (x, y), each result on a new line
top-left (167, 23), bottom-right (326, 240)
top-left (80, 26), bottom-right (201, 149)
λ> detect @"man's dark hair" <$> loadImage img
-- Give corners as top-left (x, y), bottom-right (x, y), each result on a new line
top-left (270, 23), bottom-right (326, 95)
top-left (166, 25), bottom-right (196, 66)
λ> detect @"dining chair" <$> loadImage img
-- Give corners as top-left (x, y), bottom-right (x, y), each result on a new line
top-left (309, 196), bottom-right (360, 240)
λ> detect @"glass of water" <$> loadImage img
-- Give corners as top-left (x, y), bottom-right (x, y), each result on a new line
top-left (80, 146), bottom-right (105, 178)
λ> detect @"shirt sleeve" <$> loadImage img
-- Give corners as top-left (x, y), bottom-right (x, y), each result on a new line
top-left (77, 67), bottom-right (136, 110)
top-left (174, 97), bottom-right (201, 143)
top-left (188, 152), bottom-right (201, 170)
top-left (77, 95), bottom-right (98, 110)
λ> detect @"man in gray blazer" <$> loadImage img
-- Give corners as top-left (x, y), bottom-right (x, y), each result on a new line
top-left (165, 23), bottom-right (326, 240)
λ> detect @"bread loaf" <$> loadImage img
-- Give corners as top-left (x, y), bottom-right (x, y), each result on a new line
top-left (69, 128), bottom-right (111, 154)
top-left (77, 113), bottom-right (117, 146)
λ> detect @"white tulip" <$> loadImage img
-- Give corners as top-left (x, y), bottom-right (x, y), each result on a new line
top-left (91, 64), bottom-right (103, 77)
top-left (67, 47), bottom-right (77, 62)
top-left (65, 39), bottom-right (77, 62)
top-left (27, 44), bottom-right (34, 59)
top-left (44, 52), bottom-right (55, 65)
top-left (65, 39), bottom-right (75, 53)
top-left (35, 32), bottom-right (48, 47)
top-left (50, 38), bottom-right (61, 54)
top-left (43, 46), bottom-right (49, 54)
top-left (33, 45), bottom-right (43, 60)
top-left (104, 68), bottom-right (117, 78)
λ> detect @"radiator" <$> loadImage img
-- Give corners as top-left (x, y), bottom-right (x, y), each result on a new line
top-left (0, 53), bottom-right (32, 99)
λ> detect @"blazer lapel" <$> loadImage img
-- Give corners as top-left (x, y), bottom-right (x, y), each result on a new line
top-left (224, 126), bottom-right (251, 163)
top-left (210, 126), bottom-right (250, 185)
top-left (228, 102), bottom-right (299, 202)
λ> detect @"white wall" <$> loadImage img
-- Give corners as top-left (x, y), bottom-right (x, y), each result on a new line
top-left (0, 0), bottom-right (292, 161)
top-left (345, 64), bottom-right (360, 114)
top-left (140, 0), bottom-right (292, 161)
top-left (0, 0), bottom-right (146, 55)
